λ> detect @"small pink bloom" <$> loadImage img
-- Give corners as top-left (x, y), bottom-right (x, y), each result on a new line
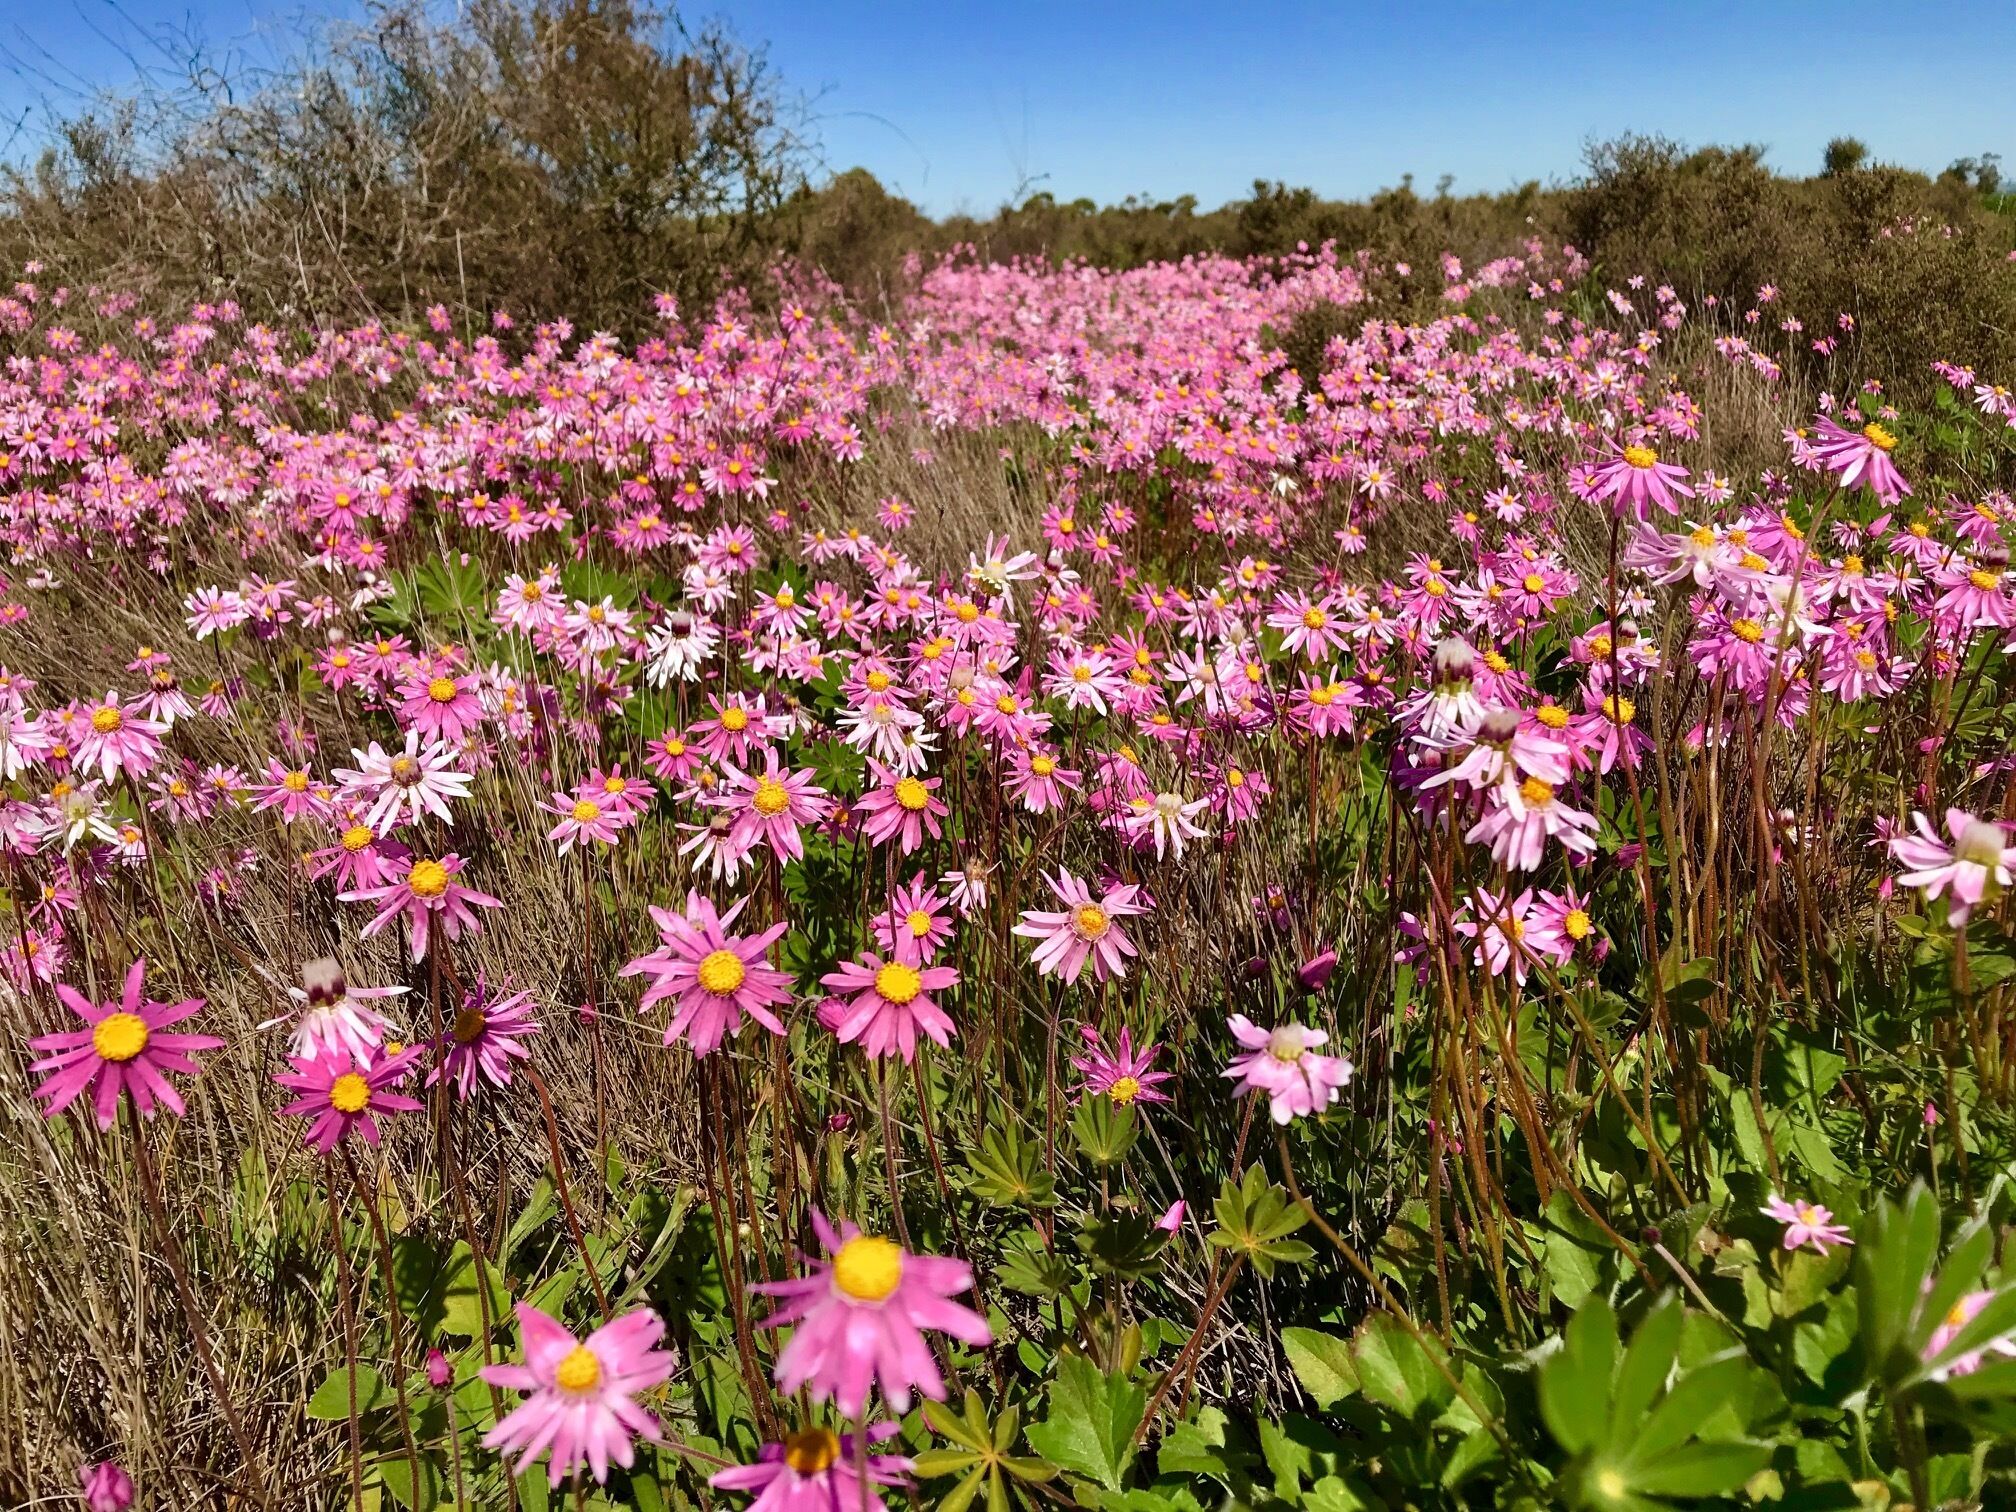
top-left (481, 1303), bottom-right (677, 1487)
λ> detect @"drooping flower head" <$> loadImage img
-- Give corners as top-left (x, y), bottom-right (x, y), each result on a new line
top-left (430, 979), bottom-right (541, 1098)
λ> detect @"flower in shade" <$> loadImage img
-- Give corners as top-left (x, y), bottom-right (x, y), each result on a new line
top-left (1012, 870), bottom-right (1149, 984)
top-left (29, 959), bottom-right (223, 1128)
top-left (868, 873), bottom-right (954, 963)
top-left (1761, 1195), bottom-right (1854, 1256)
top-left (620, 891), bottom-right (792, 1055)
top-left (751, 1212), bottom-right (991, 1416)
top-left (274, 1046), bottom-right (425, 1151)
top-left (1922, 1291), bottom-right (2016, 1381)
top-left (431, 980), bottom-right (541, 1098)
top-left (1070, 1024), bottom-right (1172, 1105)
top-left (481, 1303), bottom-right (677, 1487)
top-left (80, 1462), bottom-right (135, 1512)
top-left (1156, 1200), bottom-right (1187, 1233)
top-left (1887, 807), bottom-right (2016, 924)
top-left (1810, 414), bottom-right (1911, 502)
top-left (342, 853), bottom-right (502, 960)
top-left (711, 1423), bottom-right (910, 1512)
top-left (818, 952), bottom-right (959, 1061)
top-left (1223, 1015), bottom-right (1353, 1124)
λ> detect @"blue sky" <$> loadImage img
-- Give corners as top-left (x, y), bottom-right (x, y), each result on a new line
top-left (6, 1), bottom-right (2013, 216)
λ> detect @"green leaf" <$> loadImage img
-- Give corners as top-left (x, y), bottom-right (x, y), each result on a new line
top-left (1071, 1096), bottom-right (1142, 1168)
top-left (1283, 1327), bottom-right (1359, 1408)
top-left (966, 1124), bottom-right (1057, 1208)
top-left (1155, 1406), bottom-right (1259, 1487)
top-left (1350, 1313), bottom-right (1451, 1421)
top-left (1627, 1439), bottom-right (1773, 1497)
top-left (376, 1452), bottom-right (445, 1510)
top-left (307, 1362), bottom-right (390, 1419)
top-left (1025, 1354), bottom-right (1145, 1492)
top-left (1540, 1293), bottom-right (1617, 1454)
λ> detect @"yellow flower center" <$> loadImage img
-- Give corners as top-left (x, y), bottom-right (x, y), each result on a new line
top-left (1622, 444), bottom-right (1658, 469)
top-left (1109, 1074), bottom-right (1142, 1106)
top-left (1536, 703), bottom-right (1570, 729)
top-left (1073, 904), bottom-right (1111, 940)
top-left (1301, 608), bottom-right (1327, 629)
top-left (866, 670), bottom-right (891, 691)
top-left (571, 798), bottom-right (601, 824)
top-left (720, 707), bottom-right (749, 732)
top-left (874, 962), bottom-right (923, 1004)
top-left (451, 1007), bottom-right (488, 1044)
top-left (784, 1426), bottom-right (841, 1475)
top-left (697, 950), bottom-right (748, 996)
top-left (283, 770), bottom-right (310, 793)
top-left (1731, 618), bottom-right (1765, 644)
top-left (341, 825), bottom-right (375, 853)
top-left (1602, 695), bottom-right (1636, 724)
top-left (91, 706), bottom-right (123, 733)
top-left (832, 1235), bottom-right (904, 1302)
top-left (1519, 776), bottom-right (1555, 807)
top-left (1565, 909), bottom-right (1593, 940)
top-left (1862, 422), bottom-right (1897, 452)
top-left (408, 860), bottom-right (449, 898)
top-left (664, 738), bottom-right (687, 757)
top-left (1523, 573), bottom-right (1546, 593)
top-left (92, 1012), bottom-right (150, 1063)
top-left (893, 777), bottom-right (930, 812)
top-left (329, 1073), bottom-right (372, 1115)
top-left (752, 777), bottom-right (790, 816)
top-left (554, 1344), bottom-right (602, 1394)
top-left (427, 676), bottom-right (458, 703)
top-left (1030, 755), bottom-right (1056, 776)
top-left (1969, 569), bottom-right (2000, 591)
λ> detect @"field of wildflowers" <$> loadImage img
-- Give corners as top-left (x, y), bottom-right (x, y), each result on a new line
top-left (5, 236), bottom-right (2016, 1511)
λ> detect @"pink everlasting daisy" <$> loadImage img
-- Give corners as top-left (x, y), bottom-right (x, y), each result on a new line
top-left (431, 980), bottom-right (541, 1098)
top-left (619, 891), bottom-right (793, 1055)
top-left (1761, 1195), bottom-right (1854, 1256)
top-left (817, 952), bottom-right (959, 1061)
top-left (1223, 1015), bottom-right (1353, 1124)
top-left (342, 853), bottom-right (502, 961)
top-left (29, 958), bottom-right (223, 1128)
top-left (710, 1423), bottom-right (910, 1512)
top-left (1012, 870), bottom-right (1149, 984)
top-left (854, 763), bottom-right (947, 855)
top-left (1071, 1024), bottom-right (1172, 1105)
top-left (752, 1212), bottom-right (991, 1416)
top-left (1810, 415), bottom-right (1911, 502)
top-left (1887, 808), bottom-right (2016, 924)
top-left (274, 1046), bottom-right (425, 1151)
top-left (481, 1303), bottom-right (677, 1487)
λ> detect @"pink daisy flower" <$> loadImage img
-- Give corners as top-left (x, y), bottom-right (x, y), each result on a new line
top-left (481, 1303), bottom-right (677, 1487)
top-left (710, 1423), bottom-right (910, 1512)
top-left (1070, 1024), bottom-right (1172, 1105)
top-left (854, 763), bottom-right (947, 855)
top-left (544, 789), bottom-right (628, 854)
top-left (817, 952), bottom-right (959, 1061)
top-left (341, 852), bottom-right (502, 961)
top-left (1761, 1195), bottom-right (1854, 1256)
top-left (73, 694), bottom-right (168, 780)
top-left (712, 750), bottom-right (830, 862)
top-left (274, 1046), bottom-right (425, 1151)
top-left (399, 668), bottom-right (485, 744)
top-left (1887, 808), bottom-right (2016, 924)
top-left (868, 873), bottom-right (955, 963)
top-left (619, 891), bottom-right (793, 1055)
top-left (1012, 870), bottom-right (1149, 984)
top-left (430, 980), bottom-right (541, 1098)
top-left (1810, 415), bottom-right (1911, 502)
top-left (751, 1212), bottom-right (991, 1416)
top-left (1581, 441), bottom-right (1695, 519)
top-left (28, 958), bottom-right (223, 1128)
top-left (1223, 1015), bottom-right (1353, 1124)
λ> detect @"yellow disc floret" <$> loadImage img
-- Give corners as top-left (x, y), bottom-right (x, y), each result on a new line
top-left (832, 1235), bottom-right (904, 1302)
top-left (697, 950), bottom-right (748, 996)
top-left (92, 1011), bottom-right (150, 1063)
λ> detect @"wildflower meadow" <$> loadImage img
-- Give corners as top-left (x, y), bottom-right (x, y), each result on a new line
top-left (5, 227), bottom-right (2016, 1512)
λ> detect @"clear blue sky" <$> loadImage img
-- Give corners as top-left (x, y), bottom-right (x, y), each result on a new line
top-left (6, 1), bottom-right (2013, 216)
